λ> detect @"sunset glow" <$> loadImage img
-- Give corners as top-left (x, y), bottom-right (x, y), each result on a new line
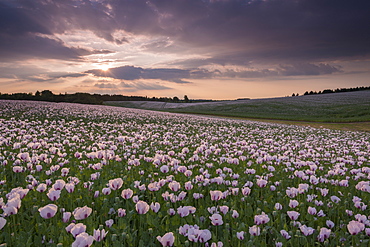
top-left (100, 66), bottom-right (109, 72)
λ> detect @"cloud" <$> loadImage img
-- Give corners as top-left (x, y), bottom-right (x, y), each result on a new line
top-left (0, 2), bottom-right (114, 62)
top-left (86, 62), bottom-right (341, 84)
top-left (120, 81), bottom-right (171, 91)
top-left (85, 66), bottom-right (193, 84)
top-left (94, 83), bottom-right (118, 89)
top-left (110, 0), bottom-right (370, 63)
top-left (51, 73), bottom-right (87, 79)
top-left (0, 64), bottom-right (87, 83)
top-left (278, 63), bottom-right (342, 76)
top-left (0, 32), bottom-right (113, 62)
top-left (93, 81), bottom-right (171, 91)
top-left (2, 0), bottom-right (369, 65)
top-left (1, 0), bottom-right (369, 94)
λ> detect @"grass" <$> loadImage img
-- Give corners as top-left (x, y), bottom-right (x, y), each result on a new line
top-left (189, 114), bottom-right (370, 132)
top-left (104, 91), bottom-right (370, 132)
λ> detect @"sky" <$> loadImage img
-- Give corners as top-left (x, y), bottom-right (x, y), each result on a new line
top-left (0, 0), bottom-right (369, 100)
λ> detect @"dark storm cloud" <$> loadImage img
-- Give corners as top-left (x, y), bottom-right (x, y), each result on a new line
top-left (125, 0), bottom-right (370, 63)
top-left (0, 1), bottom-right (114, 61)
top-left (0, 32), bottom-right (111, 62)
top-left (1, 0), bottom-right (369, 67)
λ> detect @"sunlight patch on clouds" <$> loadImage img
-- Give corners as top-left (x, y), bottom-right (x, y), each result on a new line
top-left (55, 30), bottom-right (208, 70)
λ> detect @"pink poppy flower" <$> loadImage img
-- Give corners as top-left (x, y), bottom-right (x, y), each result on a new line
top-left (210, 190), bottom-right (223, 201)
top-left (94, 229), bottom-right (108, 242)
top-left (219, 206), bottom-right (229, 215)
top-left (38, 204), bottom-right (58, 219)
top-left (300, 225), bottom-right (315, 236)
top-left (65, 183), bottom-right (75, 193)
top-left (256, 179), bottom-right (267, 188)
top-left (236, 231), bottom-right (244, 240)
top-left (317, 227), bottom-right (331, 242)
top-left (160, 165), bottom-right (169, 173)
top-left (53, 179), bottom-right (66, 190)
top-left (70, 223), bottom-right (86, 237)
top-left (62, 212), bottom-right (71, 223)
top-left (168, 181), bottom-right (180, 192)
top-left (249, 225), bottom-right (261, 236)
top-left (210, 213), bottom-right (223, 226)
top-left (241, 187), bottom-right (251, 196)
top-left (289, 200), bottom-right (299, 208)
top-left (0, 217), bottom-right (6, 230)
top-left (280, 230), bottom-right (291, 239)
top-left (287, 211), bottom-right (300, 221)
top-left (157, 232), bottom-right (175, 247)
top-left (150, 202), bottom-right (161, 213)
top-left (73, 206), bottom-right (92, 220)
top-left (274, 203), bottom-right (283, 210)
top-left (347, 220), bottom-right (365, 235)
top-left (135, 201), bottom-right (150, 214)
top-left (326, 220), bottom-right (335, 229)
top-left (254, 212), bottom-right (270, 225)
top-left (121, 188), bottom-right (133, 199)
top-left (198, 229), bottom-right (212, 242)
top-left (105, 219), bottom-right (114, 228)
top-left (13, 166), bottom-right (23, 173)
top-left (36, 183), bottom-right (47, 193)
top-left (307, 206), bottom-right (317, 215)
top-left (61, 168), bottom-right (70, 177)
top-left (3, 206), bottom-right (18, 216)
top-left (108, 178), bottom-right (123, 190)
top-left (185, 181), bottom-right (193, 190)
top-left (102, 188), bottom-right (111, 195)
top-left (117, 208), bottom-right (126, 217)
top-left (72, 232), bottom-right (94, 247)
top-left (168, 208), bottom-right (176, 216)
top-left (47, 188), bottom-right (61, 201)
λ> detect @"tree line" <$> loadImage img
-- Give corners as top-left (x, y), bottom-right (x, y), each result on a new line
top-left (1, 86), bottom-right (368, 105)
top-left (0, 90), bottom-right (207, 105)
top-left (291, 86), bottom-right (370, 97)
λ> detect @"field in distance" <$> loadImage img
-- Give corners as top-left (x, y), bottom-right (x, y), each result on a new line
top-left (105, 91), bottom-right (370, 132)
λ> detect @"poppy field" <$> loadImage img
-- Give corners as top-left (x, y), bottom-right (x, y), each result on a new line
top-left (0, 100), bottom-right (369, 246)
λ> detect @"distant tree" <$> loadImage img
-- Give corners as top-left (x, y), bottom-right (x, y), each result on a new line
top-left (322, 89), bottom-right (334, 94)
top-left (41, 90), bottom-right (54, 97)
top-left (39, 90), bottom-right (54, 101)
top-left (173, 96), bottom-right (180, 103)
top-left (35, 91), bottom-right (41, 97)
top-left (184, 95), bottom-right (189, 103)
top-left (292, 93), bottom-right (295, 97)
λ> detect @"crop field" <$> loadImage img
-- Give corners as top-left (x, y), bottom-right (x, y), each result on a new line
top-left (105, 91), bottom-right (370, 124)
top-left (0, 100), bottom-right (369, 246)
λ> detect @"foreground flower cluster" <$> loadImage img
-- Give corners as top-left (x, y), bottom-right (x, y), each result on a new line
top-left (0, 100), bottom-right (369, 246)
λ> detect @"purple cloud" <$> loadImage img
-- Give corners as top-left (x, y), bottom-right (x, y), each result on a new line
top-left (85, 66), bottom-right (193, 84)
